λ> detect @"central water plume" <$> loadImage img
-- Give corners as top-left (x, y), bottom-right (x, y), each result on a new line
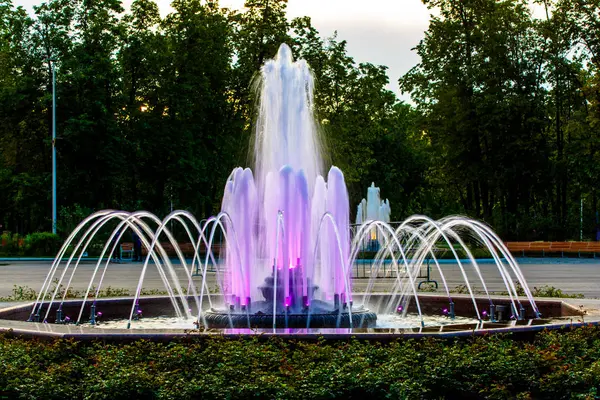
top-left (220, 44), bottom-right (354, 317)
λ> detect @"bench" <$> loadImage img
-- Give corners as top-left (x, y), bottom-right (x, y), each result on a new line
top-left (120, 243), bottom-right (134, 261)
top-left (505, 241), bottom-right (600, 257)
top-left (505, 242), bottom-right (533, 257)
top-left (119, 241), bottom-right (222, 259)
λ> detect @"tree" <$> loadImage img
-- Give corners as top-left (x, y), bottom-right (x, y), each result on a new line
top-left (0, 2), bottom-right (49, 232)
top-left (159, 0), bottom-right (237, 216)
top-left (553, 0), bottom-right (600, 237)
top-left (401, 0), bottom-right (552, 237)
top-left (117, 0), bottom-right (165, 210)
top-left (229, 0), bottom-right (291, 164)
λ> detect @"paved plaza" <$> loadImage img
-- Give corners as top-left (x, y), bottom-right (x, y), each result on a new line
top-left (0, 258), bottom-right (599, 299)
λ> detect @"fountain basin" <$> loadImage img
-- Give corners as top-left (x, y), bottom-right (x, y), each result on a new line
top-left (0, 294), bottom-right (587, 341)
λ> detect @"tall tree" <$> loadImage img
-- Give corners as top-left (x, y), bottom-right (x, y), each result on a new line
top-left (401, 0), bottom-right (551, 237)
top-left (292, 17), bottom-right (430, 218)
top-left (0, 2), bottom-right (49, 232)
top-left (117, 0), bottom-right (165, 211)
top-left (160, 0), bottom-right (237, 216)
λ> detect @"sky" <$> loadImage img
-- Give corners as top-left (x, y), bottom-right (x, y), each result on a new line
top-left (12, 0), bottom-right (434, 100)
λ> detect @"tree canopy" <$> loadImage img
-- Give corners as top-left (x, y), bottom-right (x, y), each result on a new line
top-left (0, 0), bottom-right (599, 240)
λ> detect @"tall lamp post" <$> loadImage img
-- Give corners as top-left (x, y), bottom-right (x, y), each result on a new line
top-left (47, 57), bottom-right (57, 234)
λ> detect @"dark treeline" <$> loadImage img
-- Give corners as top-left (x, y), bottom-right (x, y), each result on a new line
top-left (0, 0), bottom-right (598, 240)
top-left (402, 0), bottom-right (600, 240)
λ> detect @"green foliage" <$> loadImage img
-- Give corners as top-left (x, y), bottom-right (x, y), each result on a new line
top-left (23, 232), bottom-right (61, 256)
top-left (290, 22), bottom-right (431, 216)
top-left (0, 283), bottom-right (169, 301)
top-left (1, 0), bottom-right (600, 242)
top-left (0, 231), bottom-right (61, 256)
top-left (417, 282), bottom-right (438, 292)
top-left (0, 0), bottom-right (432, 235)
top-left (531, 285), bottom-right (585, 299)
top-left (1, 327), bottom-right (600, 398)
top-left (57, 204), bottom-right (93, 236)
top-left (401, 0), bottom-right (600, 239)
top-left (0, 231), bottom-right (23, 255)
top-left (449, 282), bottom-right (585, 298)
top-left (0, 284), bottom-right (38, 301)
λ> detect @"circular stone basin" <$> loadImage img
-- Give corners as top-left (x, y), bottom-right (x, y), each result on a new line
top-left (0, 295), bottom-right (588, 341)
top-left (94, 313), bottom-right (478, 330)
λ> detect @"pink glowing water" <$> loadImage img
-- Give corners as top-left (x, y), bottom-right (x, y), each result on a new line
top-left (220, 44), bottom-right (351, 310)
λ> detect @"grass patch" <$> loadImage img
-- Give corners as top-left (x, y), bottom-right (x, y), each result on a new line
top-left (446, 283), bottom-right (585, 299)
top-left (0, 283), bottom-right (170, 302)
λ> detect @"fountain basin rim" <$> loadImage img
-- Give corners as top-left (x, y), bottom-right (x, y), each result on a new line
top-left (0, 293), bottom-right (583, 320)
top-left (0, 296), bottom-right (588, 341)
top-left (0, 316), bottom-right (597, 342)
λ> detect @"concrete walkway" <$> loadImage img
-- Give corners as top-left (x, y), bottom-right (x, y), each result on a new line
top-left (0, 258), bottom-right (598, 299)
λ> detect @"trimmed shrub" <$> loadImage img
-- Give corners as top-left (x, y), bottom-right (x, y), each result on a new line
top-left (0, 232), bottom-right (61, 257)
top-left (0, 232), bottom-right (24, 256)
top-left (1, 327), bottom-right (600, 399)
top-left (23, 232), bottom-right (62, 257)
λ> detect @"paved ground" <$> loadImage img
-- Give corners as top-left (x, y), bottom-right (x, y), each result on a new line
top-left (0, 261), bottom-right (219, 299)
top-left (0, 258), bottom-right (599, 299)
top-left (416, 258), bottom-right (600, 298)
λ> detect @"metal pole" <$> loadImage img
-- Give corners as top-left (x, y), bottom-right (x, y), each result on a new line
top-left (52, 62), bottom-right (57, 234)
top-left (580, 197), bottom-right (583, 241)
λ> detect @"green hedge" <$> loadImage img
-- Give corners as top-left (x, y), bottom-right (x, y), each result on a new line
top-left (1, 326), bottom-right (600, 399)
top-left (0, 232), bottom-right (62, 257)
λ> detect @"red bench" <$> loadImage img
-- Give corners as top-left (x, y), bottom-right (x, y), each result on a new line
top-left (505, 241), bottom-right (600, 257)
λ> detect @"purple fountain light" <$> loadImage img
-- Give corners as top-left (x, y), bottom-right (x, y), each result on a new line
top-left (220, 44), bottom-right (352, 313)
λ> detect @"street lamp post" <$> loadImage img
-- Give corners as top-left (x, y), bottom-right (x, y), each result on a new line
top-left (48, 57), bottom-right (57, 234)
top-left (580, 196), bottom-right (583, 241)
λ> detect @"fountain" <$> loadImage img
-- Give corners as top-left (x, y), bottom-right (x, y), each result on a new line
top-left (0, 44), bottom-right (590, 339)
top-left (204, 43), bottom-right (375, 327)
top-left (356, 182), bottom-right (390, 251)
top-left (356, 183), bottom-right (391, 226)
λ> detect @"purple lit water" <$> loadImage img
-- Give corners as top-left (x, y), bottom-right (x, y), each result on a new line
top-left (220, 44), bottom-right (351, 312)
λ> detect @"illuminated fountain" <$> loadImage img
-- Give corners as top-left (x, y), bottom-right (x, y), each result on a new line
top-left (15, 44), bottom-right (557, 335)
top-left (356, 182), bottom-right (390, 250)
top-left (204, 43), bottom-right (375, 327)
top-left (356, 183), bottom-right (391, 226)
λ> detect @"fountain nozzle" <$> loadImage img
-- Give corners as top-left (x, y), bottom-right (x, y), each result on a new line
top-left (90, 303), bottom-right (96, 325)
top-left (519, 305), bottom-right (525, 320)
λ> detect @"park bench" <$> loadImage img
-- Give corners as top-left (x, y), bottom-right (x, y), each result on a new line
top-left (548, 242), bottom-right (572, 256)
top-left (119, 241), bottom-right (222, 258)
top-left (528, 241), bottom-right (551, 256)
top-left (505, 241), bottom-right (600, 257)
top-left (119, 243), bottom-right (134, 261)
top-left (505, 242), bottom-right (532, 257)
top-left (569, 242), bottom-right (600, 257)
top-left (566, 242), bottom-right (589, 257)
